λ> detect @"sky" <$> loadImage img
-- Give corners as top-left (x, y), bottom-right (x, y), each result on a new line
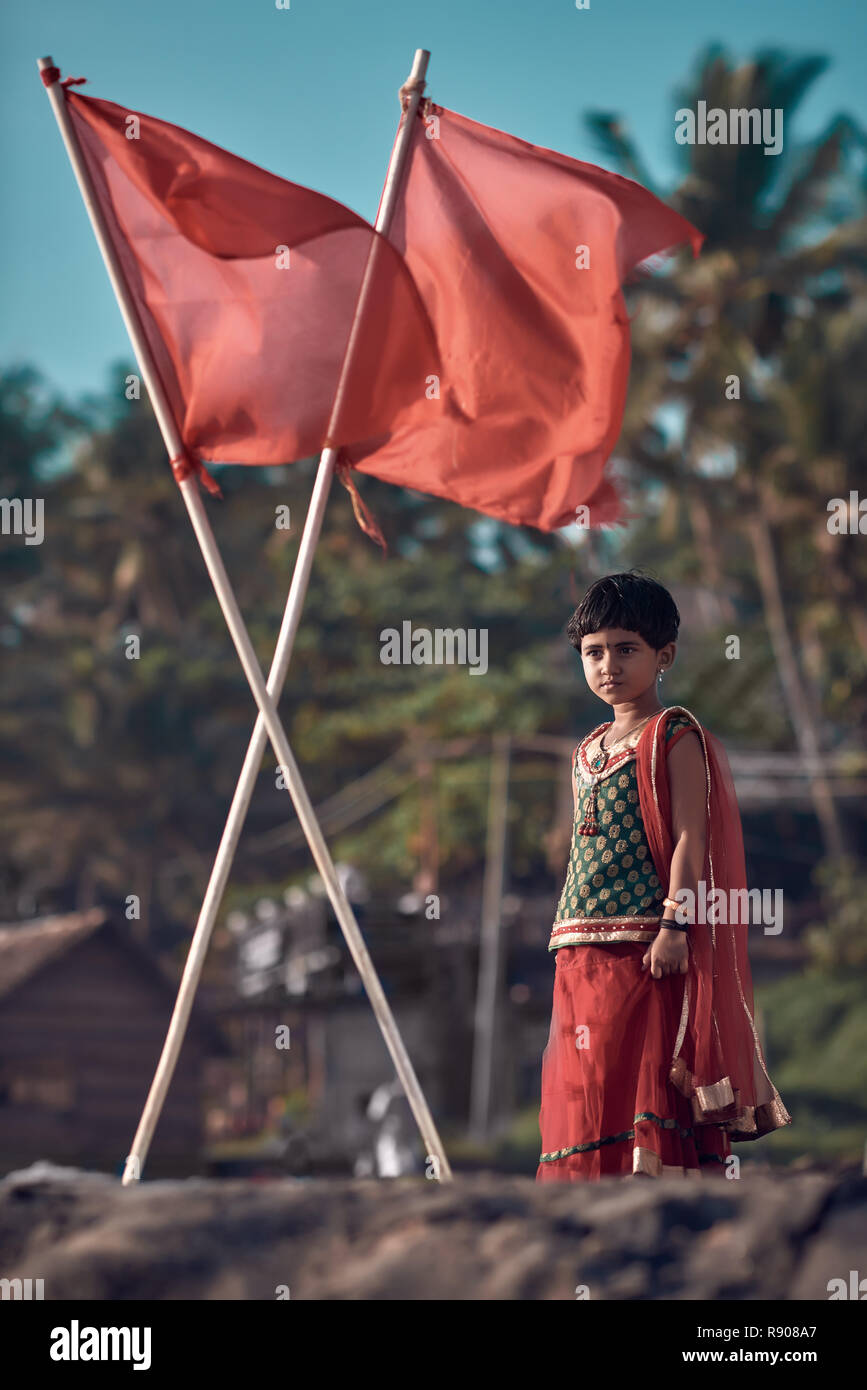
top-left (2, 0), bottom-right (865, 403)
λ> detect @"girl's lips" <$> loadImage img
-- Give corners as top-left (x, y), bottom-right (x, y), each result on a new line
top-left (601, 682), bottom-right (620, 689)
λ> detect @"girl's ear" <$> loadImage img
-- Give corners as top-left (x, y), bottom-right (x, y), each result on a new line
top-left (657, 640), bottom-right (677, 671)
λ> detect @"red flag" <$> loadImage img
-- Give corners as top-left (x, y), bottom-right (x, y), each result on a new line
top-left (66, 91), bottom-right (439, 474)
top-left (345, 103), bottom-right (703, 531)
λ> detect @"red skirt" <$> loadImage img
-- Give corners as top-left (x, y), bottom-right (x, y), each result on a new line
top-left (536, 943), bottom-right (731, 1181)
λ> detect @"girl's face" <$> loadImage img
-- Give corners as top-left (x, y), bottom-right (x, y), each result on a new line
top-left (579, 627), bottom-right (674, 706)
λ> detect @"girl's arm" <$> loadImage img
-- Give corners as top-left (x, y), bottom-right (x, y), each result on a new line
top-left (666, 729), bottom-right (708, 911)
top-left (643, 729), bottom-right (706, 977)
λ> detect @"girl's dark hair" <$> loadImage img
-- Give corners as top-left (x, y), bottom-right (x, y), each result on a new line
top-left (566, 571), bottom-right (680, 651)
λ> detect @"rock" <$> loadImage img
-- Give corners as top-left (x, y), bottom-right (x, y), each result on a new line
top-left (788, 1172), bottom-right (867, 1300)
top-left (0, 1162), bottom-right (861, 1300)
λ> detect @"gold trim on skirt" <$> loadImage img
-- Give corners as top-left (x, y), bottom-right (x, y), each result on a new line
top-left (632, 1146), bottom-right (704, 1179)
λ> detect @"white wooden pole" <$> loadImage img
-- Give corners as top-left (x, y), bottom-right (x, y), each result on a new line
top-left (38, 52), bottom-right (452, 1182)
top-left (122, 47), bottom-right (434, 1186)
top-left (470, 734), bottom-right (511, 1142)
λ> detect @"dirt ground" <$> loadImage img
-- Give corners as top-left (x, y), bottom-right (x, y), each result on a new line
top-left (0, 1159), bottom-right (863, 1300)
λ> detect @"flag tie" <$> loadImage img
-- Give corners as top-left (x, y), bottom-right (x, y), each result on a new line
top-left (40, 67), bottom-right (88, 89)
top-left (170, 449), bottom-right (223, 499)
top-left (398, 74), bottom-right (427, 112)
top-left (335, 456), bottom-right (387, 553)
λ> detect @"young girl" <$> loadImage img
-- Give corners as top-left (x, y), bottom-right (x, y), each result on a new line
top-left (537, 572), bottom-right (791, 1181)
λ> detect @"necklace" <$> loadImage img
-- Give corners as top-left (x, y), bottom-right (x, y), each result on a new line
top-left (588, 713), bottom-right (656, 773)
top-left (578, 712), bottom-right (658, 837)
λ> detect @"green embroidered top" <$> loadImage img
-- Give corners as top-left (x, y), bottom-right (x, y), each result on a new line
top-left (548, 712), bottom-right (695, 951)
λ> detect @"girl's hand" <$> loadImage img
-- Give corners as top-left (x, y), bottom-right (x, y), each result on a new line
top-left (642, 927), bottom-right (689, 978)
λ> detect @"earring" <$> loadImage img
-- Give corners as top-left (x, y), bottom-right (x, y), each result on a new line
top-left (657, 669), bottom-right (664, 682)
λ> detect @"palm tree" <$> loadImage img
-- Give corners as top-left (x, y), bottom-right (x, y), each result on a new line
top-left (586, 46), bottom-right (867, 859)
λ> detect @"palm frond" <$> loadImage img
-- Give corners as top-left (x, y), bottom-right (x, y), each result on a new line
top-left (583, 112), bottom-right (658, 192)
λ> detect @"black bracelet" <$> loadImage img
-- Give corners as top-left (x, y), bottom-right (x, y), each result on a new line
top-left (659, 917), bottom-right (689, 932)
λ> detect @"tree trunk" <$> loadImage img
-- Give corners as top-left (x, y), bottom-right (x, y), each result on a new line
top-left (686, 486), bottom-right (737, 625)
top-left (413, 756), bottom-right (439, 899)
top-left (824, 547), bottom-right (867, 662)
top-left (746, 498), bottom-right (848, 860)
top-left (469, 734), bottom-right (511, 1143)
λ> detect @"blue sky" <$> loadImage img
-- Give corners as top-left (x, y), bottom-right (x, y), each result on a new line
top-left (3, 0), bottom-right (865, 402)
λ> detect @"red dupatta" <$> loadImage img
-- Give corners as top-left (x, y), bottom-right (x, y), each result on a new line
top-left (635, 706), bottom-right (791, 1141)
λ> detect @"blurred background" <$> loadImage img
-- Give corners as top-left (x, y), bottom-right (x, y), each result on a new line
top-left (1, 1), bottom-right (866, 1181)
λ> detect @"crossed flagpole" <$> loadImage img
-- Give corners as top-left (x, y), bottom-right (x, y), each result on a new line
top-left (39, 49), bottom-right (453, 1182)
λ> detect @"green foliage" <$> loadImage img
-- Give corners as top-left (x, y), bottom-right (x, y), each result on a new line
top-left (804, 857), bottom-right (867, 971)
top-left (759, 969), bottom-right (867, 1161)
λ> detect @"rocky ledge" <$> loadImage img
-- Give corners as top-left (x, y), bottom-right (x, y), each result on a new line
top-left (0, 1160), bottom-right (864, 1300)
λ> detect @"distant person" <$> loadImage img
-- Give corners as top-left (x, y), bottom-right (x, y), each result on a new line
top-left (537, 571), bottom-right (791, 1181)
top-left (354, 1080), bottom-right (419, 1178)
top-left (334, 862), bottom-right (370, 929)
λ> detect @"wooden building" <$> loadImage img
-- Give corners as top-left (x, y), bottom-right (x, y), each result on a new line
top-left (0, 909), bottom-right (228, 1178)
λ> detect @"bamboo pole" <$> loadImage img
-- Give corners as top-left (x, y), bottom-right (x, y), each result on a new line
top-left (469, 734), bottom-right (511, 1141)
top-left (39, 50), bottom-right (451, 1182)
